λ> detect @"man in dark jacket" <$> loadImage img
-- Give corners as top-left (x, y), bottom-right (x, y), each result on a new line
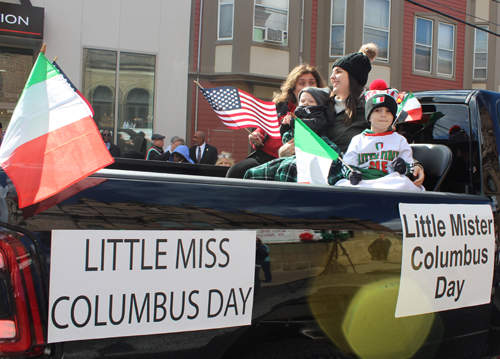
top-left (189, 131), bottom-right (218, 165)
top-left (146, 133), bottom-right (170, 161)
top-left (101, 130), bottom-right (121, 157)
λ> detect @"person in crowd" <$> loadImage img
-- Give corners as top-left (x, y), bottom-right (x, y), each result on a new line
top-left (101, 130), bottom-right (121, 157)
top-left (368, 235), bottom-right (384, 261)
top-left (380, 234), bottom-right (392, 261)
top-left (171, 145), bottom-right (194, 164)
top-left (215, 151), bottom-right (235, 167)
top-left (169, 137), bottom-right (185, 155)
top-left (257, 238), bottom-right (272, 283)
top-left (166, 136), bottom-right (183, 153)
top-left (189, 131), bottom-right (218, 165)
top-left (284, 86), bottom-right (333, 138)
top-left (335, 91), bottom-right (423, 191)
top-left (255, 237), bottom-right (269, 294)
top-left (226, 63), bottom-right (328, 178)
top-left (146, 133), bottom-right (170, 161)
top-left (120, 128), bottom-right (148, 154)
top-left (244, 44), bottom-right (425, 186)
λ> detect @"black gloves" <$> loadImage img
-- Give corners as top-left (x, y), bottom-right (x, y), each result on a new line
top-left (349, 171), bottom-right (363, 185)
top-left (392, 157), bottom-right (407, 175)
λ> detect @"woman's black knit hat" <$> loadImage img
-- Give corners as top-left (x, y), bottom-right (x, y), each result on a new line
top-left (332, 43), bottom-right (378, 86)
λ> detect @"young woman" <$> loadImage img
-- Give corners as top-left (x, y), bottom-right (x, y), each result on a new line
top-left (226, 63), bottom-right (327, 178)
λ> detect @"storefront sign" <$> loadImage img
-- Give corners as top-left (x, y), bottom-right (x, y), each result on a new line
top-left (395, 203), bottom-right (494, 318)
top-left (48, 230), bottom-right (256, 343)
top-left (0, 3), bottom-right (44, 39)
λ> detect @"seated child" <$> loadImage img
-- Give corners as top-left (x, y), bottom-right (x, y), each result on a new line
top-left (281, 87), bottom-right (333, 139)
top-left (335, 91), bottom-right (424, 191)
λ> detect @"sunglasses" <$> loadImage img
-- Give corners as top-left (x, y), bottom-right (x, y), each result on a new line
top-left (102, 133), bottom-right (111, 137)
top-left (218, 154), bottom-right (231, 159)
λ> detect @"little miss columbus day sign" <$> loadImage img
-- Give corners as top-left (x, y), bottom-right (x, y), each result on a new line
top-left (396, 203), bottom-right (495, 318)
top-left (47, 230), bottom-right (256, 343)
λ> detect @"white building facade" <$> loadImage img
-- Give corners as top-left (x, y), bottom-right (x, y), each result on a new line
top-left (0, 0), bottom-right (192, 154)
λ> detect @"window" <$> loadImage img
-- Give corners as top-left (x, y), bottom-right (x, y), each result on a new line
top-left (330, 0), bottom-right (346, 57)
top-left (0, 46), bottom-right (33, 130)
top-left (83, 49), bottom-right (156, 155)
top-left (414, 16), bottom-right (455, 77)
top-left (218, 0), bottom-right (234, 40)
top-left (364, 0), bottom-right (390, 61)
top-left (415, 18), bottom-right (432, 72)
top-left (253, 0), bottom-right (288, 45)
top-left (474, 26), bottom-right (488, 79)
top-left (437, 23), bottom-right (454, 76)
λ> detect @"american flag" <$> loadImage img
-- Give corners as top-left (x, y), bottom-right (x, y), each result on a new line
top-left (199, 86), bottom-right (281, 138)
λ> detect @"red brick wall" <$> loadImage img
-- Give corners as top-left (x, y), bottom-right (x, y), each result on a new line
top-left (401, 0), bottom-right (466, 92)
top-left (310, 0), bottom-right (318, 66)
top-left (192, 0), bottom-right (202, 73)
top-left (189, 1), bottom-right (252, 163)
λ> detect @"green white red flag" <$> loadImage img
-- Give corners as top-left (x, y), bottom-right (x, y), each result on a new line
top-left (295, 119), bottom-right (338, 185)
top-left (396, 92), bottom-right (422, 122)
top-left (0, 52), bottom-right (113, 208)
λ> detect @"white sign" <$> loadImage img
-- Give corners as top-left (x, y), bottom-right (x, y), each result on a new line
top-left (396, 204), bottom-right (494, 318)
top-left (48, 230), bottom-right (256, 343)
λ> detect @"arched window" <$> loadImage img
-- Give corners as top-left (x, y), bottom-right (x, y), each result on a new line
top-left (124, 88), bottom-right (150, 128)
top-left (92, 85), bottom-right (114, 128)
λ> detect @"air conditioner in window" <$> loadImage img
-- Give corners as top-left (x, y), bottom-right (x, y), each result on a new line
top-left (264, 28), bottom-right (284, 43)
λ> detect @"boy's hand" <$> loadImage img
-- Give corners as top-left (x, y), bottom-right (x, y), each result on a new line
top-left (349, 171), bottom-right (363, 185)
top-left (392, 157), bottom-right (407, 174)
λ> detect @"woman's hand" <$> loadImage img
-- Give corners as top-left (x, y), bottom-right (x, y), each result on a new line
top-left (412, 165), bottom-right (425, 187)
top-left (278, 138), bottom-right (295, 157)
top-left (249, 132), bottom-right (263, 147)
top-left (281, 113), bottom-right (293, 125)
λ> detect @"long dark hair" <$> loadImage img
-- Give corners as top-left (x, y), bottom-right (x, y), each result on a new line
top-left (272, 64), bottom-right (327, 105)
top-left (343, 74), bottom-right (366, 126)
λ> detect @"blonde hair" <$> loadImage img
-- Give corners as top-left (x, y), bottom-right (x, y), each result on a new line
top-left (215, 151), bottom-right (235, 167)
top-left (272, 64), bottom-right (327, 105)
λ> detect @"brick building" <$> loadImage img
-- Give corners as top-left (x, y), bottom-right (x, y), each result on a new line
top-left (0, 0), bottom-right (498, 162)
top-left (188, 0), bottom-right (500, 162)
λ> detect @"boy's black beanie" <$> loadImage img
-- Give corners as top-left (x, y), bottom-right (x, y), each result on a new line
top-left (365, 93), bottom-right (398, 124)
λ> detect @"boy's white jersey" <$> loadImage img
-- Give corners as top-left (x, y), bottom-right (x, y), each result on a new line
top-left (343, 130), bottom-right (414, 178)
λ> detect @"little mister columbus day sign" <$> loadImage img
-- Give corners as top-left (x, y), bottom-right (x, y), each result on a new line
top-left (396, 203), bottom-right (495, 318)
top-left (48, 230), bottom-right (256, 343)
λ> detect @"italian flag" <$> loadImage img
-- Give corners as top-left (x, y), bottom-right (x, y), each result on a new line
top-left (396, 92), bottom-right (422, 122)
top-left (0, 52), bottom-right (114, 208)
top-left (295, 119), bottom-right (338, 185)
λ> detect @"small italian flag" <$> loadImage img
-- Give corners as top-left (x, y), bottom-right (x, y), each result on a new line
top-left (373, 97), bottom-right (385, 104)
top-left (396, 92), bottom-right (422, 122)
top-left (295, 119), bottom-right (339, 185)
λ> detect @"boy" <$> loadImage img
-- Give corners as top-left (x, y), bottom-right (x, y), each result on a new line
top-left (336, 91), bottom-right (423, 191)
top-left (281, 87), bottom-right (333, 141)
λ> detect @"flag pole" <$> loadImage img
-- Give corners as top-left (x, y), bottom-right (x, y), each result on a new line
top-left (338, 156), bottom-right (353, 172)
top-left (194, 80), bottom-right (204, 90)
top-left (194, 80), bottom-right (253, 135)
top-left (53, 56), bottom-right (58, 63)
top-left (40, 43), bottom-right (47, 54)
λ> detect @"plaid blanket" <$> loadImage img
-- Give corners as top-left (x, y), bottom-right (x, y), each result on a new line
top-left (244, 136), bottom-right (343, 184)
